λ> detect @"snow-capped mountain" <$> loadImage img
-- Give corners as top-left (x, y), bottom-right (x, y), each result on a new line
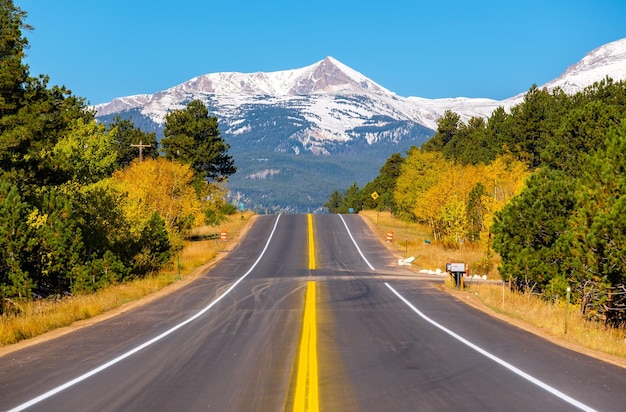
top-left (95, 56), bottom-right (438, 212)
top-left (96, 56), bottom-right (435, 154)
top-left (96, 56), bottom-right (389, 116)
top-left (94, 38), bottom-right (626, 212)
top-left (540, 38), bottom-right (626, 95)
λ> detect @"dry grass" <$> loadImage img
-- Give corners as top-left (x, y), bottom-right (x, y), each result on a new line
top-left (0, 211), bottom-right (255, 347)
top-left (360, 210), bottom-right (626, 364)
top-left (360, 210), bottom-right (498, 277)
top-left (466, 283), bottom-right (626, 359)
top-left (0, 277), bottom-right (172, 345)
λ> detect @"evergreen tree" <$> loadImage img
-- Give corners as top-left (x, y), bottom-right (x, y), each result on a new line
top-left (542, 79), bottom-right (626, 176)
top-left (0, 1), bottom-right (91, 189)
top-left (0, 1), bottom-right (183, 301)
top-left (484, 106), bottom-right (512, 158)
top-left (422, 110), bottom-right (460, 152)
top-left (29, 187), bottom-right (84, 296)
top-left (492, 169), bottom-right (577, 292)
top-left (0, 0), bottom-right (29, 117)
top-left (569, 122), bottom-right (626, 288)
top-left (361, 152), bottom-right (405, 211)
top-left (71, 183), bottom-right (130, 265)
top-left (467, 182), bottom-right (487, 242)
top-left (506, 85), bottom-right (570, 169)
top-left (0, 180), bottom-right (35, 302)
top-left (75, 250), bottom-right (129, 293)
top-left (161, 100), bottom-right (236, 182)
top-left (131, 212), bottom-right (172, 275)
top-left (324, 190), bottom-right (343, 213)
top-left (342, 182), bottom-right (363, 213)
top-left (108, 116), bottom-right (158, 169)
top-left (443, 116), bottom-right (488, 164)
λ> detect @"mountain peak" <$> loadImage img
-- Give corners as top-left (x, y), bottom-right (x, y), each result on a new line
top-left (164, 56), bottom-right (389, 97)
top-left (288, 56), bottom-right (387, 95)
top-left (541, 37), bottom-right (626, 94)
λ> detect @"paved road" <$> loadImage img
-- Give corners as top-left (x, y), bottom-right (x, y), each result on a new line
top-left (1, 214), bottom-right (625, 411)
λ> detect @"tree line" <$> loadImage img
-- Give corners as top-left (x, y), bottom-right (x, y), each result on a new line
top-left (327, 77), bottom-right (626, 325)
top-left (0, 1), bottom-right (236, 310)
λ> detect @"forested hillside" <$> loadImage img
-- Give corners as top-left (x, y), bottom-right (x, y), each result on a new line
top-left (329, 78), bottom-right (626, 325)
top-left (0, 2), bottom-right (235, 311)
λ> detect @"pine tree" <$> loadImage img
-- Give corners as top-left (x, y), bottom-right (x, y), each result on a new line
top-left (467, 182), bottom-right (487, 242)
top-left (570, 123), bottom-right (626, 287)
top-left (0, 180), bottom-right (35, 301)
top-left (324, 190), bottom-right (343, 213)
top-left (131, 212), bottom-right (172, 275)
top-left (29, 188), bottom-right (84, 295)
top-left (361, 152), bottom-right (405, 211)
top-left (492, 169), bottom-right (577, 291)
top-left (107, 116), bottom-right (158, 169)
top-left (342, 182), bottom-right (362, 213)
top-left (0, 1), bottom-right (91, 188)
top-left (0, 0), bottom-right (29, 117)
top-left (422, 110), bottom-right (460, 152)
top-left (161, 100), bottom-right (236, 182)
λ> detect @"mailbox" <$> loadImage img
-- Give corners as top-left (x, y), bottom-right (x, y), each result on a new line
top-left (446, 262), bottom-right (466, 288)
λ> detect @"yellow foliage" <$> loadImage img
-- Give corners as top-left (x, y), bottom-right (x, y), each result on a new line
top-left (398, 152), bottom-right (530, 244)
top-left (26, 209), bottom-right (48, 229)
top-left (394, 149), bottom-right (446, 218)
top-left (415, 166), bottom-right (478, 221)
top-left (109, 158), bottom-right (205, 239)
top-left (483, 154), bottom-right (531, 203)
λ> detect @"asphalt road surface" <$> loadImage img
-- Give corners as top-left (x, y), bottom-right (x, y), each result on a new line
top-left (1, 214), bottom-right (625, 411)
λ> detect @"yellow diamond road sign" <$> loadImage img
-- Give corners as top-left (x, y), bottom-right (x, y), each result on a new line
top-left (371, 191), bottom-right (379, 200)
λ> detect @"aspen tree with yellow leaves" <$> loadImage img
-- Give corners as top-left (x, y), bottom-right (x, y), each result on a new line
top-left (110, 158), bottom-right (207, 245)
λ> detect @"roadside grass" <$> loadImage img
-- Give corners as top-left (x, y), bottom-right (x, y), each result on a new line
top-left (466, 283), bottom-right (626, 359)
top-left (360, 210), bottom-right (626, 362)
top-left (0, 212), bottom-right (254, 347)
top-left (360, 210), bottom-right (496, 276)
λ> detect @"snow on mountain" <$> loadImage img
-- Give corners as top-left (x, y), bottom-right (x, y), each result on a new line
top-left (499, 37), bottom-right (626, 109)
top-left (94, 94), bottom-right (152, 117)
top-left (169, 56), bottom-right (388, 97)
top-left (407, 96), bottom-right (503, 128)
top-left (94, 56), bottom-right (440, 212)
top-left (92, 38), bottom-right (626, 212)
top-left (541, 37), bottom-right (626, 95)
top-left (95, 56), bottom-right (434, 153)
top-left (95, 38), bottom-right (626, 134)
top-left (408, 38), bottom-right (626, 128)
top-left (95, 56), bottom-right (390, 119)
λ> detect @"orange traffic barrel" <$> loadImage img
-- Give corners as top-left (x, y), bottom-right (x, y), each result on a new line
top-left (220, 230), bottom-right (227, 242)
top-left (386, 231), bottom-right (394, 242)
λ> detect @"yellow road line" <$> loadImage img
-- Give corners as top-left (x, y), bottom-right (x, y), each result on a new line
top-left (308, 214), bottom-right (316, 270)
top-left (293, 281), bottom-right (319, 412)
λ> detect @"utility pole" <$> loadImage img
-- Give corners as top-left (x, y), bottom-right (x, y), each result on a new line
top-left (130, 140), bottom-right (151, 161)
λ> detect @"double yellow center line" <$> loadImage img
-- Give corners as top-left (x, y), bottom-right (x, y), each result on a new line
top-left (293, 215), bottom-right (319, 412)
top-left (293, 281), bottom-right (318, 412)
top-left (308, 214), bottom-right (316, 270)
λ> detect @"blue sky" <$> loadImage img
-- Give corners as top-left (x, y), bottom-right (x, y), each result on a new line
top-left (16, 0), bottom-right (626, 105)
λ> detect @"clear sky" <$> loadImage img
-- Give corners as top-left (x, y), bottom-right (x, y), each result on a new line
top-left (15, 0), bottom-right (626, 105)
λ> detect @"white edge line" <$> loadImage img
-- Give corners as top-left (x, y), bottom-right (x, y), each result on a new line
top-left (338, 214), bottom-right (375, 271)
top-left (8, 215), bottom-right (283, 412)
top-left (384, 282), bottom-right (597, 412)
